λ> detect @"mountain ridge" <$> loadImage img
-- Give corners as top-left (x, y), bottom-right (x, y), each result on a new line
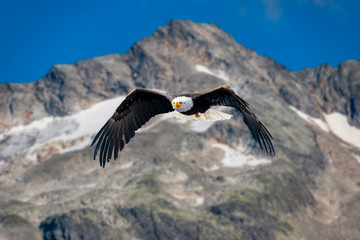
top-left (1, 20), bottom-right (359, 132)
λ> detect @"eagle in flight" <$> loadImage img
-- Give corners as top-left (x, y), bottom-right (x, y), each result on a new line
top-left (91, 85), bottom-right (275, 167)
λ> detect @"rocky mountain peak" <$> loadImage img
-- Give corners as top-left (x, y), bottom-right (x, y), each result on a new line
top-left (153, 20), bottom-right (236, 47)
top-left (0, 20), bottom-right (359, 132)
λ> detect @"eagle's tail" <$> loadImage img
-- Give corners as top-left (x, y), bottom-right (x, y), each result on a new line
top-left (171, 109), bottom-right (232, 121)
top-left (203, 109), bottom-right (233, 121)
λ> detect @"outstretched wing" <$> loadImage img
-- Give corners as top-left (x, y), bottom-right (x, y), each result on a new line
top-left (193, 85), bottom-right (275, 156)
top-left (91, 89), bottom-right (173, 167)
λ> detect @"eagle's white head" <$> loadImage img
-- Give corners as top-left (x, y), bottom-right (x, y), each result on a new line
top-left (172, 96), bottom-right (193, 112)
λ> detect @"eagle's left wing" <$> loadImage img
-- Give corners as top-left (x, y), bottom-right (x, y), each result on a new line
top-left (193, 85), bottom-right (275, 156)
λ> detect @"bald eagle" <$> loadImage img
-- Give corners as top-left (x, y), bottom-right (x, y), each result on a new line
top-left (91, 85), bottom-right (274, 167)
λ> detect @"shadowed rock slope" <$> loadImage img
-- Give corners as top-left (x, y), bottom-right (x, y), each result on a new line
top-left (1, 20), bottom-right (360, 240)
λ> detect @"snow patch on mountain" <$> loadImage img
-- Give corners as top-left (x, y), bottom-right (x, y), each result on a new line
top-left (191, 121), bottom-right (215, 132)
top-left (196, 64), bottom-right (229, 82)
top-left (120, 162), bottom-right (134, 169)
top-left (353, 154), bottom-right (360, 164)
top-left (324, 112), bottom-right (360, 149)
top-left (203, 165), bottom-right (220, 171)
top-left (0, 96), bottom-right (125, 160)
top-left (289, 106), bottom-right (329, 132)
top-left (212, 143), bottom-right (271, 167)
top-left (290, 106), bottom-right (360, 149)
top-left (0, 93), bottom-right (227, 162)
top-left (196, 197), bottom-right (204, 205)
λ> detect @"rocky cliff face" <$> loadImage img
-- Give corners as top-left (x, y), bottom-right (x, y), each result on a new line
top-left (0, 20), bottom-right (360, 240)
top-left (294, 60), bottom-right (360, 126)
top-left (0, 54), bottom-right (134, 132)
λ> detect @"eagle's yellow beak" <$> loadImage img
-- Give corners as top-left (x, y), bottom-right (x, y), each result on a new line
top-left (173, 102), bottom-right (182, 109)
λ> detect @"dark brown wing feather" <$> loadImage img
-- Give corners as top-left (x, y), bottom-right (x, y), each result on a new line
top-left (193, 85), bottom-right (275, 156)
top-left (91, 88), bottom-right (173, 167)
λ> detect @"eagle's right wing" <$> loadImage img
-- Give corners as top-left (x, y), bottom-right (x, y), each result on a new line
top-left (91, 89), bottom-right (173, 167)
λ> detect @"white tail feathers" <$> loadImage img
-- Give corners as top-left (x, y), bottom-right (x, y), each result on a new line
top-left (171, 109), bottom-right (232, 121)
top-left (204, 109), bottom-right (233, 121)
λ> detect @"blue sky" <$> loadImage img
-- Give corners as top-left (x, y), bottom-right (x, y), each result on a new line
top-left (1, 0), bottom-right (359, 83)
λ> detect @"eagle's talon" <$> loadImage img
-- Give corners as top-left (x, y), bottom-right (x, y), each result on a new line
top-left (195, 113), bottom-right (200, 118)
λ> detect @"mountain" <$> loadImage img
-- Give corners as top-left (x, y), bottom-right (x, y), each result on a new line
top-left (1, 20), bottom-right (360, 240)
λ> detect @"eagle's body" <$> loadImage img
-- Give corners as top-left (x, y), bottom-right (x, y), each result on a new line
top-left (91, 85), bottom-right (275, 167)
top-left (169, 95), bottom-right (233, 121)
